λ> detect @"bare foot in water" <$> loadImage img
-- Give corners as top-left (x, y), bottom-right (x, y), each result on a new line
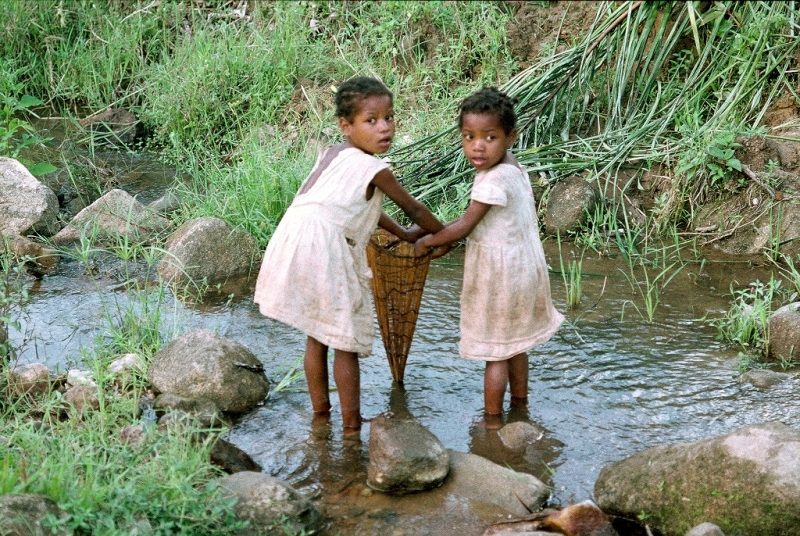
top-left (342, 410), bottom-right (365, 437)
top-left (477, 412), bottom-right (504, 430)
top-left (312, 410), bottom-right (331, 424)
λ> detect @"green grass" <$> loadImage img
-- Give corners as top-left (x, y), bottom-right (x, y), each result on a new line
top-left (0, 382), bottom-right (248, 534)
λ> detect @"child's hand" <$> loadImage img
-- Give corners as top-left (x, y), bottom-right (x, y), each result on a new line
top-left (403, 224), bottom-right (428, 243)
top-left (414, 236), bottom-right (432, 257)
top-left (429, 244), bottom-right (452, 259)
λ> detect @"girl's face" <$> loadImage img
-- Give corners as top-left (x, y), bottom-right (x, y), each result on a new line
top-left (460, 112), bottom-right (517, 171)
top-left (339, 94), bottom-right (395, 155)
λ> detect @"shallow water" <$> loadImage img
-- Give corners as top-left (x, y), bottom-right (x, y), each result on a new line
top-left (8, 128), bottom-right (800, 532)
top-left (10, 241), bottom-right (800, 533)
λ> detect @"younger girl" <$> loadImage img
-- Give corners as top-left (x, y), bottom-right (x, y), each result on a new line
top-left (254, 76), bottom-right (444, 432)
top-left (415, 87), bottom-right (564, 425)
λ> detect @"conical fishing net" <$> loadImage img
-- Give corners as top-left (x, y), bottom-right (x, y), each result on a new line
top-left (367, 229), bottom-right (432, 383)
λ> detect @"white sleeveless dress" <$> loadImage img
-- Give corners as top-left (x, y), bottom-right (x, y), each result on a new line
top-left (460, 162), bottom-right (564, 361)
top-left (253, 147), bottom-right (387, 355)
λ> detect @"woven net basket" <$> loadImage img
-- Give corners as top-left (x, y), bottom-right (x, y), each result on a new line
top-left (367, 229), bottom-right (432, 383)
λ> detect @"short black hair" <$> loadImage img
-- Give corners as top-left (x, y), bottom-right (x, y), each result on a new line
top-left (335, 76), bottom-right (393, 120)
top-left (458, 87), bottom-right (518, 134)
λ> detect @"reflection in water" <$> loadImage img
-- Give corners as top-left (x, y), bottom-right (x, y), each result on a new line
top-left (467, 405), bottom-right (564, 492)
top-left (9, 242), bottom-right (800, 532)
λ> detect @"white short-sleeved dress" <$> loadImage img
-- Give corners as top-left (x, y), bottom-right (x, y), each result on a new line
top-left (253, 147), bottom-right (387, 355)
top-left (459, 161), bottom-right (564, 361)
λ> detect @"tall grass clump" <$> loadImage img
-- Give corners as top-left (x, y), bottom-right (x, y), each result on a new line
top-left (556, 235), bottom-right (584, 310)
top-left (711, 277), bottom-right (784, 359)
top-left (172, 129), bottom-right (314, 248)
top-left (0, 0), bottom-right (183, 108)
top-left (142, 4), bottom-right (304, 162)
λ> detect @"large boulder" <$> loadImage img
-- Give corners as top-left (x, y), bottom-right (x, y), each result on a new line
top-left (367, 412), bottom-right (450, 492)
top-left (0, 157), bottom-right (60, 237)
top-left (594, 422), bottom-right (800, 536)
top-left (216, 471), bottom-right (323, 536)
top-left (50, 188), bottom-right (171, 245)
top-left (147, 329), bottom-right (269, 413)
top-left (157, 217), bottom-right (258, 289)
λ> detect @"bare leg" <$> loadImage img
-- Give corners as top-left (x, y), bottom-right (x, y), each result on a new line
top-left (508, 353), bottom-right (529, 409)
top-left (484, 360), bottom-right (509, 416)
top-left (304, 337), bottom-right (331, 414)
top-left (333, 349), bottom-right (361, 431)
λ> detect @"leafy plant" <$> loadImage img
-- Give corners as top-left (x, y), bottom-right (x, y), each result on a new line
top-left (711, 278), bottom-right (784, 356)
top-left (0, 89), bottom-right (57, 176)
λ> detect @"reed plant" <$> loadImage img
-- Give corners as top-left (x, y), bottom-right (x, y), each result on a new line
top-left (619, 257), bottom-right (683, 323)
top-left (556, 235), bottom-right (584, 310)
top-left (393, 1), bottom-right (799, 238)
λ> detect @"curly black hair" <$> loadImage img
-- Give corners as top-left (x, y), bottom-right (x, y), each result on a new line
top-left (458, 87), bottom-right (518, 134)
top-left (335, 76), bottom-right (393, 120)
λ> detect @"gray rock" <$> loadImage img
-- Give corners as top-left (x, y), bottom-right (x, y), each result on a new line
top-left (148, 190), bottom-right (182, 215)
top-left (119, 424), bottom-right (145, 447)
top-left (738, 368), bottom-right (790, 388)
top-left (157, 216), bottom-right (258, 289)
top-left (768, 307), bottom-right (800, 362)
top-left (3, 234), bottom-right (60, 274)
top-left (208, 436), bottom-right (262, 474)
top-left (79, 108), bottom-right (141, 147)
top-left (685, 522), bottom-right (726, 536)
top-left (693, 194), bottom-right (800, 259)
top-left (50, 188), bottom-right (171, 245)
top-left (65, 383), bottom-right (100, 413)
top-left (8, 363), bottom-right (50, 397)
top-left (446, 450), bottom-right (549, 516)
top-left (367, 412), bottom-right (450, 492)
top-left (544, 175), bottom-right (601, 236)
top-left (766, 132), bottom-right (800, 171)
top-left (155, 398), bottom-right (226, 429)
top-left (0, 494), bottom-right (71, 535)
top-left (154, 394), bottom-right (225, 427)
top-left (0, 157), bottom-right (60, 237)
top-left (595, 422), bottom-right (800, 536)
top-left (216, 471), bottom-right (323, 535)
top-left (147, 329), bottom-right (269, 413)
top-left (108, 353), bottom-right (145, 387)
top-left (498, 421), bottom-right (545, 450)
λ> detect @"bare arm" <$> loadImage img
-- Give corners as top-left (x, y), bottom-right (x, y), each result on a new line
top-left (371, 168), bottom-right (444, 234)
top-left (414, 200), bottom-right (491, 255)
top-left (378, 212), bottom-right (411, 241)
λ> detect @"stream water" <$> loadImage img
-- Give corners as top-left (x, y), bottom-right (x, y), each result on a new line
top-left (7, 139), bottom-right (800, 534)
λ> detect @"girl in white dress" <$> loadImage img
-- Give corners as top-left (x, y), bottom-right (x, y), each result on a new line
top-left (415, 87), bottom-right (564, 426)
top-left (254, 77), bottom-right (443, 433)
